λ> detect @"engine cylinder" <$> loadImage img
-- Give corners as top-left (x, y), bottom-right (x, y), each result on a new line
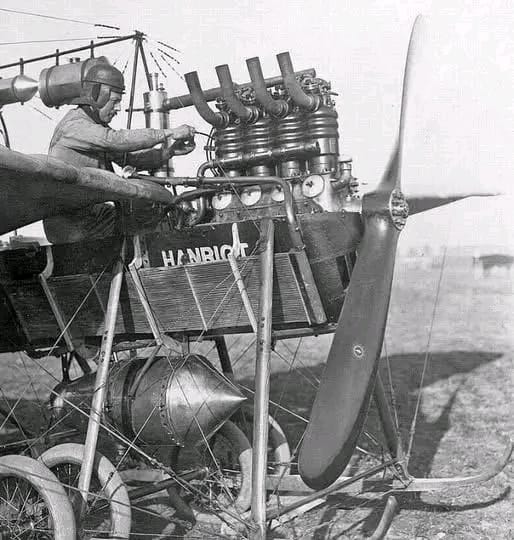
top-left (214, 121), bottom-right (245, 176)
top-left (305, 104), bottom-right (339, 174)
top-left (274, 105), bottom-right (306, 177)
top-left (299, 76), bottom-right (339, 174)
top-left (245, 115), bottom-right (274, 176)
top-left (50, 354), bottom-right (245, 448)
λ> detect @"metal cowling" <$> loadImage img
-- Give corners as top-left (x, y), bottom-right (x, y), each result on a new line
top-left (0, 75), bottom-right (38, 106)
top-left (50, 354), bottom-right (246, 448)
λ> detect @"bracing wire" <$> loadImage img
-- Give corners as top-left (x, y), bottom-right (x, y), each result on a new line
top-left (406, 245), bottom-right (448, 461)
top-left (0, 7), bottom-right (120, 30)
top-left (0, 38), bottom-right (108, 46)
top-left (156, 40), bottom-right (181, 54)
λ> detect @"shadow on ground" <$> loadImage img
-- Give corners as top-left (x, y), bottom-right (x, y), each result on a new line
top-left (248, 350), bottom-right (505, 538)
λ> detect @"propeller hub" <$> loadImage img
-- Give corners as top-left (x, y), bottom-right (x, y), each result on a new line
top-left (389, 189), bottom-right (409, 230)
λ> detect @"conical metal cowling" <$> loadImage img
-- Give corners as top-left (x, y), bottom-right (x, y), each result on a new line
top-left (51, 354), bottom-right (245, 449)
top-left (126, 354), bottom-right (246, 447)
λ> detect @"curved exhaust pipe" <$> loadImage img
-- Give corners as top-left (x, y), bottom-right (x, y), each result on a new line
top-left (246, 57), bottom-right (288, 118)
top-left (184, 71), bottom-right (230, 128)
top-left (215, 64), bottom-right (259, 124)
top-left (276, 52), bottom-right (320, 112)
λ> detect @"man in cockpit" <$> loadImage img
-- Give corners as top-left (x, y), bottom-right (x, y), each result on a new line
top-left (44, 62), bottom-right (196, 244)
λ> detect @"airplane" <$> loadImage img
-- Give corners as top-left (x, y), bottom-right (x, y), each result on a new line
top-left (0, 16), bottom-right (511, 540)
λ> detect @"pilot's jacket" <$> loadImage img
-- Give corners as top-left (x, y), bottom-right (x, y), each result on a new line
top-left (44, 107), bottom-right (170, 244)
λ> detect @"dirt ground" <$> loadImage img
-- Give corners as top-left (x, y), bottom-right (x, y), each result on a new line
top-left (0, 255), bottom-right (512, 538)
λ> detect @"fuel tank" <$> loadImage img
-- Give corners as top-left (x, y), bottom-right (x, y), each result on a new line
top-left (50, 353), bottom-right (245, 447)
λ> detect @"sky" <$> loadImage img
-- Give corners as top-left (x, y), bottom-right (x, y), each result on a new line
top-left (1, 0), bottom-right (513, 252)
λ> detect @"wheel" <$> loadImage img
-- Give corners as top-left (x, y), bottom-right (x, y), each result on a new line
top-left (232, 406), bottom-right (292, 477)
top-left (0, 454), bottom-right (76, 539)
top-left (39, 443), bottom-right (131, 540)
top-left (170, 420), bottom-right (252, 514)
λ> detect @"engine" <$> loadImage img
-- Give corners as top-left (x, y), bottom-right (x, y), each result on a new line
top-left (145, 52), bottom-right (357, 225)
top-left (50, 354), bottom-right (245, 447)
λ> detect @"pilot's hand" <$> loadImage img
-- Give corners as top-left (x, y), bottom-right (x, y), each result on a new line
top-left (164, 125), bottom-right (196, 141)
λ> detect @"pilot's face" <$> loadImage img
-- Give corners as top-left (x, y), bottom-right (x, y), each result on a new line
top-left (98, 92), bottom-right (122, 124)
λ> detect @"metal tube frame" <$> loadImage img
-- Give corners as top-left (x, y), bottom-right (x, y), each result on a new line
top-left (77, 239), bottom-right (126, 517)
top-left (250, 218), bottom-right (275, 539)
top-left (0, 34), bottom-right (140, 71)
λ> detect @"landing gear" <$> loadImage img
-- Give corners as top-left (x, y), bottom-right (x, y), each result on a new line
top-left (0, 454), bottom-right (76, 540)
top-left (39, 443), bottom-right (131, 540)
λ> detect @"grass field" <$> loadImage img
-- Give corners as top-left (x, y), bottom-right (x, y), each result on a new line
top-left (0, 254), bottom-right (512, 538)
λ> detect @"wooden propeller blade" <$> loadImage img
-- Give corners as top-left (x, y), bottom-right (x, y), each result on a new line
top-left (298, 16), bottom-right (424, 489)
top-left (407, 192), bottom-right (500, 215)
top-left (298, 212), bottom-right (399, 489)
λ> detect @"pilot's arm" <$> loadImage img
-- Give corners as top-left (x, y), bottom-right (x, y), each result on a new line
top-left (111, 129), bottom-right (196, 170)
top-left (56, 119), bottom-right (195, 167)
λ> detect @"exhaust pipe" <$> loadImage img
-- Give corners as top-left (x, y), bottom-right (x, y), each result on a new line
top-left (215, 64), bottom-right (259, 123)
top-left (276, 52), bottom-right (320, 111)
top-left (246, 57), bottom-right (288, 118)
top-left (184, 71), bottom-right (230, 128)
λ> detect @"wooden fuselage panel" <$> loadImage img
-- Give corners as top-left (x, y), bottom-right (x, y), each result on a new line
top-left (0, 212), bottom-right (362, 353)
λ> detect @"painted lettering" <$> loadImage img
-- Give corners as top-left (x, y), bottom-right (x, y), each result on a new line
top-left (200, 246), bottom-right (215, 262)
top-left (161, 250), bottom-right (175, 267)
top-left (160, 241), bottom-right (251, 267)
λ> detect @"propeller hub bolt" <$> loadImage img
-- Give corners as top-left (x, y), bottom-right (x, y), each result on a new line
top-left (389, 189), bottom-right (409, 230)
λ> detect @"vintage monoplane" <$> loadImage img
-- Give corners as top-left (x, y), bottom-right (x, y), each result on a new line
top-left (0, 16), bottom-right (511, 539)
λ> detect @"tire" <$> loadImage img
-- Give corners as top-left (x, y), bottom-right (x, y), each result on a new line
top-left (0, 453), bottom-right (76, 539)
top-left (233, 407), bottom-right (292, 478)
top-left (39, 443), bottom-right (131, 539)
top-left (170, 420), bottom-right (253, 514)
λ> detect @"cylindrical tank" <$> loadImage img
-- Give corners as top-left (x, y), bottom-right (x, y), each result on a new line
top-left (50, 354), bottom-right (245, 448)
top-left (143, 73), bottom-right (173, 176)
top-left (0, 75), bottom-right (38, 106)
top-left (38, 56), bottom-right (109, 108)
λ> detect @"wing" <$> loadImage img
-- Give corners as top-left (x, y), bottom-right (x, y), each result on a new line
top-left (0, 145), bottom-right (174, 235)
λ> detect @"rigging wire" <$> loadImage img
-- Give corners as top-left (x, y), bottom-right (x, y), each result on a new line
top-left (0, 7), bottom-right (120, 30)
top-left (406, 244), bottom-right (448, 461)
top-left (156, 40), bottom-right (181, 54)
top-left (0, 37), bottom-right (109, 46)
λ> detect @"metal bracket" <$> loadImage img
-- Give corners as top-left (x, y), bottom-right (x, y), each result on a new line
top-left (390, 438), bottom-right (513, 492)
top-left (228, 223), bottom-right (258, 333)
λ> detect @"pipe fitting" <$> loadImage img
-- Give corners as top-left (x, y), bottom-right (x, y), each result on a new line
top-left (215, 64), bottom-right (260, 124)
top-left (276, 52), bottom-right (320, 112)
top-left (246, 57), bottom-right (288, 118)
top-left (184, 71), bottom-right (230, 128)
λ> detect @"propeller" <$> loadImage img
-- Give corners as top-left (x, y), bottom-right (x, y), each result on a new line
top-left (298, 16), bottom-right (422, 490)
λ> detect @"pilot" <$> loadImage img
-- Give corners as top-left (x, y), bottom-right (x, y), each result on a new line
top-left (43, 62), bottom-right (196, 244)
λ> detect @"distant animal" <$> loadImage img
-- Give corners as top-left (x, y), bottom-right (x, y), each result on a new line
top-left (472, 254), bottom-right (514, 276)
